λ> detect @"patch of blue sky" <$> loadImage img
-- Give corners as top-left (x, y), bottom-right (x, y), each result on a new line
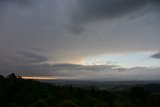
top-left (83, 52), bottom-right (160, 68)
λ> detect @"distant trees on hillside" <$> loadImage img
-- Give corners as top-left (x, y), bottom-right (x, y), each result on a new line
top-left (0, 73), bottom-right (160, 107)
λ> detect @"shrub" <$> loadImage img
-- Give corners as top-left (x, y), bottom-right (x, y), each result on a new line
top-left (57, 100), bottom-right (78, 107)
top-left (31, 99), bottom-right (48, 107)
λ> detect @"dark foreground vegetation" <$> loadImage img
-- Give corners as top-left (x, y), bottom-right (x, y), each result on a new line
top-left (0, 73), bottom-right (160, 107)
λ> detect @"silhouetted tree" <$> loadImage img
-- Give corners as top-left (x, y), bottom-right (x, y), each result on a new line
top-left (6, 73), bottom-right (17, 79)
top-left (114, 100), bottom-right (134, 107)
top-left (0, 75), bottom-right (4, 80)
top-left (9, 102), bottom-right (17, 107)
top-left (131, 87), bottom-right (148, 100)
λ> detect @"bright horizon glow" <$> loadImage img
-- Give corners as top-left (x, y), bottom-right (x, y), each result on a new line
top-left (82, 52), bottom-right (160, 68)
top-left (22, 76), bottom-right (84, 80)
top-left (22, 76), bottom-right (58, 80)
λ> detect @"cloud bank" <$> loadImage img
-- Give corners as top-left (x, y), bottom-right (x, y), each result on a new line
top-left (0, 51), bottom-right (160, 80)
top-left (150, 51), bottom-right (160, 59)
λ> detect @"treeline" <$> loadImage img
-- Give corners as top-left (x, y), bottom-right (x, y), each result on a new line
top-left (0, 73), bottom-right (160, 107)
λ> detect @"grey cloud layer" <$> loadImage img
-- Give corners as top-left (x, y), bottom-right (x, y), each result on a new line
top-left (0, 51), bottom-right (116, 76)
top-left (75, 0), bottom-right (147, 22)
top-left (0, 51), bottom-right (160, 80)
top-left (0, 51), bottom-right (50, 76)
top-left (0, 0), bottom-right (160, 79)
top-left (0, 0), bottom-right (159, 55)
top-left (20, 51), bottom-right (48, 63)
top-left (65, 0), bottom-right (160, 33)
top-left (0, 0), bottom-right (159, 58)
top-left (77, 0), bottom-right (160, 17)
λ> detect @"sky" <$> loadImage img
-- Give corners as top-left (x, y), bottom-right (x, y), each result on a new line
top-left (0, 0), bottom-right (160, 80)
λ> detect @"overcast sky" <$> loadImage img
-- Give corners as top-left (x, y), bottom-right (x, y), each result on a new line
top-left (0, 0), bottom-right (160, 80)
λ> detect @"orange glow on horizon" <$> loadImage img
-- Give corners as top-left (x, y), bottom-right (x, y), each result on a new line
top-left (22, 76), bottom-right (58, 80)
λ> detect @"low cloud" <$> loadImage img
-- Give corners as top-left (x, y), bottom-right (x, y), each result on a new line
top-left (0, 51), bottom-right (160, 80)
top-left (150, 51), bottom-right (160, 59)
top-left (0, 51), bottom-right (50, 76)
top-left (19, 51), bottom-right (49, 64)
top-left (0, 51), bottom-right (117, 77)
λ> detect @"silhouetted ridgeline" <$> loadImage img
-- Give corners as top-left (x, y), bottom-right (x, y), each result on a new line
top-left (0, 73), bottom-right (160, 107)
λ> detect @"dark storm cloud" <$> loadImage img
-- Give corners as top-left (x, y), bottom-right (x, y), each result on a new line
top-left (68, 0), bottom-right (160, 33)
top-left (78, 0), bottom-right (147, 19)
top-left (0, 0), bottom-right (159, 34)
top-left (150, 51), bottom-right (160, 59)
top-left (0, 0), bottom-right (159, 57)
